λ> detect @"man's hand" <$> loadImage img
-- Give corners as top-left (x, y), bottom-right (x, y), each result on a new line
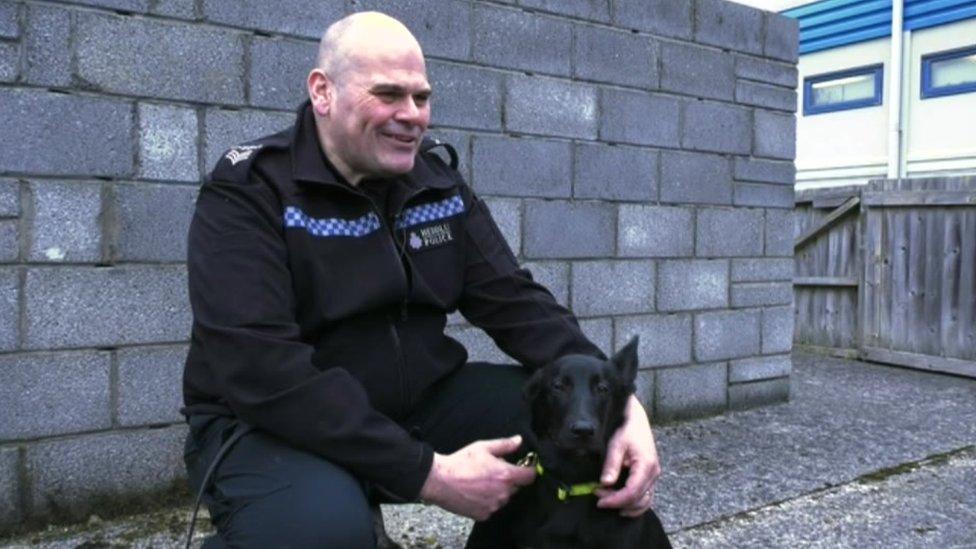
top-left (419, 435), bottom-right (536, 521)
top-left (594, 395), bottom-right (661, 517)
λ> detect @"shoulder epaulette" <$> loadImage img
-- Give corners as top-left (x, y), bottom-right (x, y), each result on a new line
top-left (210, 130), bottom-right (289, 182)
top-left (420, 137), bottom-right (459, 171)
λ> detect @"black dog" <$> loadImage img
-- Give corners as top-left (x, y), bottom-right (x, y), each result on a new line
top-left (476, 336), bottom-right (672, 548)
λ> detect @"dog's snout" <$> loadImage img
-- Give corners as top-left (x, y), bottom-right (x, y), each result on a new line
top-left (570, 421), bottom-right (596, 438)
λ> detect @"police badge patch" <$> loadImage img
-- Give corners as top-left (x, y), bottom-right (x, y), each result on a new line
top-left (407, 222), bottom-right (454, 252)
top-left (224, 144), bottom-right (264, 165)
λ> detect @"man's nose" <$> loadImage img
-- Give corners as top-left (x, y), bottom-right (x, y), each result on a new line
top-left (395, 98), bottom-right (427, 125)
top-left (570, 420), bottom-right (596, 438)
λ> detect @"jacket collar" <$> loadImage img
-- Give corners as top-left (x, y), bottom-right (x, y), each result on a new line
top-left (289, 101), bottom-right (455, 192)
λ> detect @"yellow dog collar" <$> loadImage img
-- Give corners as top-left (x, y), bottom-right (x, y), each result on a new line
top-left (518, 452), bottom-right (600, 501)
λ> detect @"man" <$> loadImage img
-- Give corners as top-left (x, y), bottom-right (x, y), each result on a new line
top-left (183, 11), bottom-right (661, 547)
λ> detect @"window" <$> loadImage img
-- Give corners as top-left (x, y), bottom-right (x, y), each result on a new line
top-left (803, 65), bottom-right (884, 115)
top-left (921, 45), bottom-right (976, 99)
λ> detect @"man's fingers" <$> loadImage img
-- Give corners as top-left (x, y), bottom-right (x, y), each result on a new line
top-left (597, 461), bottom-right (650, 508)
top-left (481, 434), bottom-right (522, 457)
top-left (600, 439), bottom-right (626, 486)
top-left (506, 463), bottom-right (537, 487)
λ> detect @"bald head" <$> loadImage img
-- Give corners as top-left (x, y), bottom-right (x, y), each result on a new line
top-left (316, 12), bottom-right (424, 85)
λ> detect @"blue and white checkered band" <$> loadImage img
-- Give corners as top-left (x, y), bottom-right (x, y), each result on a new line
top-left (394, 195), bottom-right (465, 230)
top-left (283, 207), bottom-right (381, 238)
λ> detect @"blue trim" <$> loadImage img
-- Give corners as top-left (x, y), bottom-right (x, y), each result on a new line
top-left (921, 44), bottom-right (976, 98)
top-left (905, 0), bottom-right (976, 31)
top-left (783, 0), bottom-right (892, 54)
top-left (803, 64), bottom-right (884, 115)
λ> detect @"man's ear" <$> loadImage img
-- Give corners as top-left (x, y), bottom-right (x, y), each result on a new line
top-left (307, 68), bottom-right (333, 117)
top-left (611, 336), bottom-right (639, 385)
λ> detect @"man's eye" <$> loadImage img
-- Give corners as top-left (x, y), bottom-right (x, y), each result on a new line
top-left (414, 94), bottom-right (430, 106)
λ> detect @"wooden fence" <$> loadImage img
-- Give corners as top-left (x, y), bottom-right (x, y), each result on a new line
top-left (794, 176), bottom-right (976, 377)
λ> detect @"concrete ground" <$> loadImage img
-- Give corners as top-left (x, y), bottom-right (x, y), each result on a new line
top-left (3, 352), bottom-right (975, 548)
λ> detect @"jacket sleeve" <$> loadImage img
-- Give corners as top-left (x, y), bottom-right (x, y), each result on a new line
top-left (187, 173), bottom-right (432, 501)
top-left (456, 189), bottom-right (605, 367)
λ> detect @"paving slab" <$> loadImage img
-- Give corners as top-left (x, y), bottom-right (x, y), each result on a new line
top-left (2, 352), bottom-right (975, 547)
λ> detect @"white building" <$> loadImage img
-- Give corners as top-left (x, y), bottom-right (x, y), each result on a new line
top-left (742, 0), bottom-right (976, 190)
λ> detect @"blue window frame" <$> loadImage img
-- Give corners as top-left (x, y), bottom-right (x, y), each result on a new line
top-left (803, 64), bottom-right (884, 115)
top-left (921, 45), bottom-right (976, 99)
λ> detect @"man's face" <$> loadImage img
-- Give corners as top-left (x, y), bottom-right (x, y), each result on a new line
top-left (323, 48), bottom-right (431, 182)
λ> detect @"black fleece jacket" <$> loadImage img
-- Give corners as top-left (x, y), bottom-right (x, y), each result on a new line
top-left (182, 102), bottom-right (602, 501)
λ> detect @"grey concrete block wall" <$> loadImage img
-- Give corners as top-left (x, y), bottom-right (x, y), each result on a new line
top-left (0, 0), bottom-right (797, 531)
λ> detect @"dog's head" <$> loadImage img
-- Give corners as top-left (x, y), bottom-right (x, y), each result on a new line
top-left (525, 336), bottom-right (639, 457)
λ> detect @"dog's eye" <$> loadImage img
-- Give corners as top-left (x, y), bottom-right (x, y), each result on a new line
top-left (595, 381), bottom-right (610, 394)
top-left (551, 379), bottom-right (568, 392)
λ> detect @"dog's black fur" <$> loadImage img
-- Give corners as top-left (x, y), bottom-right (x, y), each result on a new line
top-left (487, 336), bottom-right (672, 548)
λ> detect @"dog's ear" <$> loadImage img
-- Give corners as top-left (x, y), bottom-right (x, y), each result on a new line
top-left (611, 336), bottom-right (639, 384)
top-left (523, 367), bottom-right (548, 402)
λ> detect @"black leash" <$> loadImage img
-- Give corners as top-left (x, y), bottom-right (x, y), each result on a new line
top-left (184, 422), bottom-right (254, 549)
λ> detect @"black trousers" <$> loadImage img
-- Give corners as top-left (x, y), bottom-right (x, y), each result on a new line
top-left (184, 362), bottom-right (531, 548)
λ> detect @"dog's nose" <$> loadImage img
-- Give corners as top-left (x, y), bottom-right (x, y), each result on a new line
top-left (570, 421), bottom-right (596, 438)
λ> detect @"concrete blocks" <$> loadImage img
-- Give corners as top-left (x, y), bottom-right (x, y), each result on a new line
top-left (696, 207), bottom-right (764, 257)
top-left (445, 325), bottom-right (509, 364)
top-left (354, 0), bottom-right (471, 59)
top-left (579, 317), bottom-right (613, 355)
top-left (0, 89), bottom-right (133, 177)
top-left (112, 183), bottom-right (198, 262)
top-left (765, 13), bottom-right (800, 63)
top-left (116, 344), bottom-right (188, 426)
top-left (249, 36), bottom-right (316, 110)
top-left (600, 89), bottom-right (680, 147)
top-left (25, 425), bottom-right (187, 520)
top-left (522, 0), bottom-right (610, 22)
top-left (731, 258), bottom-right (793, 282)
top-left (201, 0), bottom-right (345, 39)
top-left (762, 306), bottom-right (794, 354)
top-left (618, 205), bottom-right (693, 258)
top-left (695, 309), bottom-right (761, 361)
top-left (660, 151), bottom-right (732, 205)
top-left (0, 221), bottom-right (17, 263)
top-left (0, 269), bottom-right (18, 351)
top-left (26, 181), bottom-right (103, 263)
top-left (616, 313), bottom-right (693, 367)
top-left (428, 61), bottom-right (504, 131)
top-left (523, 200), bottom-right (615, 258)
top-left (138, 103), bottom-right (199, 182)
top-left (736, 55), bottom-right (798, 88)
top-left (0, 447), bottom-right (19, 527)
top-left (76, 13), bottom-right (245, 105)
top-left (472, 136), bottom-right (571, 198)
top-left (732, 282), bottom-right (792, 308)
top-left (203, 108), bottom-right (293, 171)
top-left (0, 42), bottom-right (17, 82)
top-left (0, 2), bottom-right (19, 39)
top-left (729, 354), bottom-right (791, 383)
top-left (522, 261), bottom-right (569, 307)
top-left (658, 259), bottom-right (728, 311)
top-left (754, 110), bottom-right (797, 160)
top-left (660, 42), bottom-right (735, 101)
top-left (736, 80), bottom-right (797, 112)
top-left (765, 209), bottom-right (794, 257)
top-left (151, 0), bottom-right (196, 19)
top-left (734, 182), bottom-right (794, 209)
top-left (0, 350), bottom-right (112, 439)
top-left (574, 25), bottom-right (658, 88)
top-left (483, 198), bottom-right (521, 255)
top-left (23, 266), bottom-right (191, 349)
top-left (655, 362), bottom-right (728, 421)
top-left (571, 260), bottom-right (655, 316)
top-left (506, 76), bottom-right (597, 139)
top-left (735, 157), bottom-right (796, 185)
top-left (574, 143), bottom-right (657, 202)
top-left (729, 377), bottom-right (789, 410)
top-left (23, 4), bottom-right (70, 87)
top-left (682, 100), bottom-right (752, 155)
top-left (0, 180), bottom-right (19, 217)
top-left (612, 0), bottom-right (693, 39)
top-left (694, 0), bottom-right (764, 55)
top-left (473, 5), bottom-right (572, 76)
